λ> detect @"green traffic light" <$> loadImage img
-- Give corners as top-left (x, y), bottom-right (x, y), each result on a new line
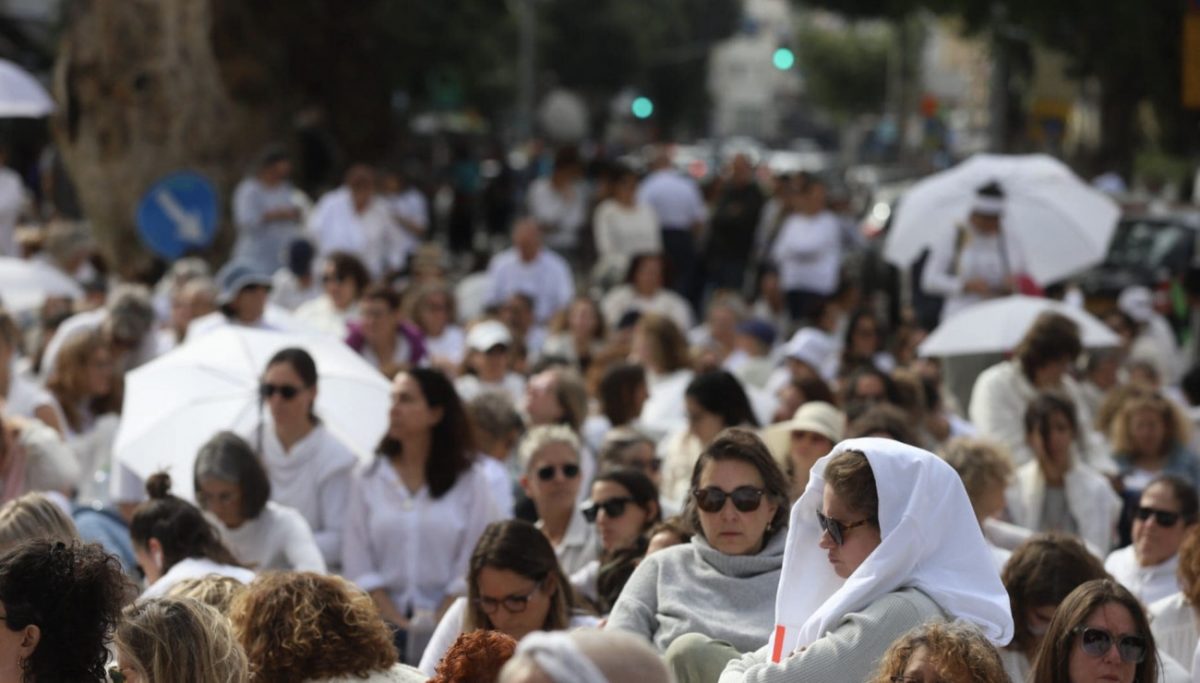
top-left (631, 97), bottom-right (654, 119)
top-left (773, 48), bottom-right (795, 70)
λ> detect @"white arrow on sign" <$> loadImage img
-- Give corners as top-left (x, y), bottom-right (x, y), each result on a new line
top-left (155, 189), bottom-right (205, 243)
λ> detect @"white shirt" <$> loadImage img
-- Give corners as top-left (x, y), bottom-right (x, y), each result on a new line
top-left (256, 423), bottom-right (358, 566)
top-left (232, 176), bottom-right (302, 274)
top-left (770, 211), bottom-right (842, 294)
top-left (1151, 593), bottom-right (1199, 676)
top-left (294, 296), bottom-right (359, 339)
top-left (41, 308), bottom-right (161, 380)
top-left (140, 556), bottom-right (255, 600)
top-left (4, 371), bottom-right (54, 421)
top-left (454, 373), bottom-right (526, 407)
top-left (270, 268), bottom-right (322, 311)
top-left (592, 199), bottom-right (662, 277)
top-left (1106, 545), bottom-right (1183, 606)
top-left (424, 326), bottom-right (466, 367)
top-left (1005, 458), bottom-right (1122, 556)
top-left (536, 508), bottom-right (600, 577)
top-left (921, 227), bottom-right (1024, 320)
top-left (528, 177), bottom-right (588, 251)
top-left (485, 247), bottom-right (575, 324)
top-left (639, 369), bottom-right (694, 440)
top-left (601, 285), bottom-right (694, 332)
top-left (637, 169), bottom-right (706, 230)
top-left (0, 167), bottom-right (24, 256)
top-left (476, 455), bottom-right (515, 518)
top-left (342, 460), bottom-right (503, 614)
top-left (308, 188), bottom-right (401, 277)
top-left (384, 188), bottom-right (428, 270)
top-left (211, 501), bottom-right (327, 573)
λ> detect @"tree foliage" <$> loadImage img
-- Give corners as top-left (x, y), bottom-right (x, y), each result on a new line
top-left (795, 22), bottom-right (891, 120)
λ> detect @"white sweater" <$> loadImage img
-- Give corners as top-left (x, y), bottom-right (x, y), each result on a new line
top-left (212, 501), bottom-right (326, 573)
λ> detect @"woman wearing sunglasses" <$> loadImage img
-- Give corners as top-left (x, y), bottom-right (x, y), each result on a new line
top-left (417, 520), bottom-right (595, 676)
top-left (517, 425), bottom-right (597, 576)
top-left (1105, 475), bottom-right (1199, 606)
top-left (342, 368), bottom-right (503, 660)
top-left (1030, 578), bottom-right (1157, 683)
top-left (607, 428), bottom-right (787, 665)
top-left (573, 468), bottom-right (661, 611)
top-left (716, 438), bottom-right (1012, 683)
top-left (255, 348), bottom-right (358, 571)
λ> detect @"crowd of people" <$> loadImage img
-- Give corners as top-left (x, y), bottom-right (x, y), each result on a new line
top-left (0, 142), bottom-right (1198, 683)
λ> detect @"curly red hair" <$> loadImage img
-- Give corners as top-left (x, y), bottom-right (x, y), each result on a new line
top-left (430, 630), bottom-right (517, 683)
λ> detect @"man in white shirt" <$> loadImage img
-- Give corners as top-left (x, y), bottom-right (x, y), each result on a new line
top-left (638, 147), bottom-right (706, 309)
top-left (486, 218), bottom-right (575, 325)
top-left (381, 166), bottom-right (428, 274)
top-left (0, 148), bottom-right (26, 256)
top-left (307, 164), bottom-right (400, 278)
top-left (770, 174), bottom-right (842, 324)
top-left (527, 147), bottom-right (588, 259)
top-left (920, 181), bottom-right (1022, 321)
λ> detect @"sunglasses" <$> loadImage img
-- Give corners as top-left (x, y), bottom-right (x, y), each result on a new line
top-left (630, 456), bottom-right (662, 473)
top-left (1134, 506), bottom-right (1182, 527)
top-left (259, 383), bottom-right (302, 400)
top-left (473, 582), bottom-right (542, 615)
top-left (582, 497), bottom-right (634, 523)
top-left (535, 463), bottom-right (580, 482)
top-left (817, 510), bottom-right (876, 546)
top-left (1073, 626), bottom-right (1147, 664)
top-left (692, 486), bottom-right (766, 514)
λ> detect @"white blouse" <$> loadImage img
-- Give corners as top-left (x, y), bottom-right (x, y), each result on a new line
top-left (342, 460), bottom-right (503, 614)
top-left (211, 501), bottom-right (327, 573)
top-left (1150, 593), bottom-right (1199, 676)
top-left (1106, 545), bottom-right (1183, 607)
top-left (256, 423), bottom-right (359, 566)
top-left (140, 556), bottom-right (255, 600)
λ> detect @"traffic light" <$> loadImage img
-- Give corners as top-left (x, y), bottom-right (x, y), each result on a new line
top-left (773, 47), bottom-right (795, 71)
top-left (631, 96), bottom-right (654, 119)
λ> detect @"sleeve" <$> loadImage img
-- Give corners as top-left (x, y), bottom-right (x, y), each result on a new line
top-left (233, 181), bottom-right (264, 234)
top-left (603, 555), bottom-right (661, 643)
top-left (341, 471), bottom-right (386, 592)
top-left (777, 219), bottom-right (836, 259)
top-left (444, 471), bottom-right (504, 598)
top-left (593, 203), bottom-right (617, 261)
top-left (280, 508), bottom-right (328, 573)
top-left (419, 597), bottom-right (467, 676)
top-left (315, 464), bottom-right (354, 565)
top-left (20, 420), bottom-right (80, 494)
top-left (919, 236), bottom-right (964, 298)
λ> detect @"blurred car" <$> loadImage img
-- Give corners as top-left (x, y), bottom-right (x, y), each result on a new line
top-left (1076, 213), bottom-right (1200, 315)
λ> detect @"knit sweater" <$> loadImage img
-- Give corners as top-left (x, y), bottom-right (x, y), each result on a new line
top-left (606, 531), bottom-right (786, 653)
top-left (719, 587), bottom-right (945, 683)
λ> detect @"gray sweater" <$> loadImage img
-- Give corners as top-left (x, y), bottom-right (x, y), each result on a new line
top-left (606, 531), bottom-right (786, 653)
top-left (719, 587), bottom-right (946, 683)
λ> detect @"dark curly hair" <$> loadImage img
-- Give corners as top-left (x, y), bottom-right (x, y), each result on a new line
top-left (230, 572), bottom-right (397, 683)
top-left (0, 540), bottom-right (131, 681)
top-left (430, 630), bottom-right (517, 683)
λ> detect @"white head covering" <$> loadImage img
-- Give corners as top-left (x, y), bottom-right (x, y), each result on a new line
top-left (515, 631), bottom-right (608, 683)
top-left (768, 437), bottom-right (1013, 662)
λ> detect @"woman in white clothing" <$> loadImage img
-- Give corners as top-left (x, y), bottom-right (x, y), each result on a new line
top-left (602, 254), bottom-right (694, 333)
top-left (194, 431), bottom-right (325, 573)
top-left (939, 436), bottom-right (1015, 570)
top-left (0, 311), bottom-right (61, 434)
top-left (592, 164), bottom-right (662, 287)
top-left (1149, 527), bottom-right (1200, 677)
top-left (408, 283), bottom-right (466, 373)
top-left (517, 425), bottom-right (598, 576)
top-left (294, 251), bottom-right (369, 338)
top-left (1006, 392), bottom-right (1122, 555)
top-left (130, 473), bottom-right (255, 600)
top-left (419, 519), bottom-right (596, 676)
top-left (1106, 476), bottom-right (1199, 607)
top-left (256, 347), bottom-right (358, 567)
top-left (631, 313), bottom-right (695, 440)
top-left (715, 438), bottom-right (1013, 683)
top-left (342, 368), bottom-right (503, 645)
top-left (540, 297), bottom-right (606, 374)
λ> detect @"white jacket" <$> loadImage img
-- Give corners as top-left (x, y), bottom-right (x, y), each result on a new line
top-left (1005, 458), bottom-right (1121, 556)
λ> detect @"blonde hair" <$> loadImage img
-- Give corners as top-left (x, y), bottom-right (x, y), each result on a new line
top-left (938, 438), bottom-right (1014, 517)
top-left (0, 492), bottom-right (79, 552)
top-left (518, 424), bottom-right (581, 472)
top-left (870, 621), bottom-right (1008, 683)
top-left (166, 575), bottom-right (247, 615)
top-left (116, 597), bottom-right (248, 683)
top-left (45, 328), bottom-right (121, 432)
top-left (1110, 393), bottom-right (1190, 458)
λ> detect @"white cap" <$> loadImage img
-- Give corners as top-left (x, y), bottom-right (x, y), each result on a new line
top-left (1117, 286), bottom-right (1154, 324)
top-left (783, 328), bottom-right (837, 381)
top-left (466, 320), bottom-right (513, 352)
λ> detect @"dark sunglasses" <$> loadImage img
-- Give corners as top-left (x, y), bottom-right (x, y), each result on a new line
top-left (817, 510), bottom-right (876, 546)
top-left (259, 383), bottom-right (302, 400)
top-left (692, 486), bottom-right (765, 514)
top-left (535, 463), bottom-right (580, 481)
top-left (1134, 506), bottom-right (1182, 527)
top-left (582, 497), bottom-right (634, 523)
top-left (1073, 626), bottom-right (1147, 664)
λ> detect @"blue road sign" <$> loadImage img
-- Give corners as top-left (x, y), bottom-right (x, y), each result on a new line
top-left (136, 171), bottom-right (218, 260)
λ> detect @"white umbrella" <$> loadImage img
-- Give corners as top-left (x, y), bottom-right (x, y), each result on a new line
top-left (918, 295), bottom-right (1120, 357)
top-left (883, 154), bottom-right (1120, 286)
top-left (0, 257), bottom-right (83, 310)
top-left (0, 59), bottom-right (53, 117)
top-left (114, 326), bottom-right (389, 500)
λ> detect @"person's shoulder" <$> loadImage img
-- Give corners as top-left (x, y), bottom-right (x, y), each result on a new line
top-left (1148, 591), bottom-right (1188, 620)
top-left (1104, 544), bottom-right (1135, 570)
top-left (873, 586), bottom-right (944, 620)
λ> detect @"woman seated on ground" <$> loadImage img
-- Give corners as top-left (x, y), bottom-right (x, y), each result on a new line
top-left (231, 572), bottom-right (426, 683)
top-left (607, 429), bottom-right (789, 661)
top-left (418, 519), bottom-right (597, 676)
top-left (499, 629), bottom-right (672, 683)
top-left (294, 250), bottom-right (370, 337)
top-left (630, 313), bottom-right (694, 440)
top-left (1005, 392), bottom-right (1122, 555)
top-left (130, 473), bottom-right (254, 599)
top-left (0, 416), bottom-right (80, 504)
top-left (1106, 475), bottom-right (1199, 606)
top-left (541, 296), bottom-right (607, 374)
top-left (0, 540), bottom-right (129, 683)
top-left (869, 621), bottom-right (1009, 683)
top-left (1030, 579), bottom-right (1158, 683)
top-left (115, 597), bottom-right (248, 682)
top-left (574, 468), bottom-right (661, 610)
top-left (1149, 525), bottom-right (1200, 677)
top-left (1110, 392), bottom-right (1200, 498)
top-left (0, 492), bottom-right (78, 552)
top-left (715, 438), bottom-right (1012, 683)
top-left (999, 533), bottom-right (1109, 682)
top-left (938, 436), bottom-right (1018, 570)
top-left (517, 425), bottom-right (597, 576)
top-left (761, 401), bottom-right (844, 502)
top-left (429, 631), bottom-right (517, 683)
top-left (194, 431), bottom-right (325, 572)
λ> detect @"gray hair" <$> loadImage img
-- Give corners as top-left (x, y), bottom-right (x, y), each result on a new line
top-left (468, 391), bottom-right (526, 440)
top-left (105, 284), bottom-right (156, 343)
top-left (517, 425), bottom-right (581, 472)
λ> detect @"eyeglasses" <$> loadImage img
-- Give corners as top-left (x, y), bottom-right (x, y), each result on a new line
top-left (473, 582), bottom-right (542, 615)
top-left (1073, 626), bottom-right (1147, 664)
top-left (1134, 506), bottom-right (1182, 527)
top-left (259, 383), bottom-right (302, 400)
top-left (535, 463), bottom-right (580, 482)
top-left (692, 486), bottom-right (766, 513)
top-left (582, 497), bottom-right (634, 523)
top-left (817, 510), bottom-right (876, 546)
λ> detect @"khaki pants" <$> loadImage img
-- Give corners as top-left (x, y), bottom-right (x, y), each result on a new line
top-left (665, 633), bottom-right (743, 683)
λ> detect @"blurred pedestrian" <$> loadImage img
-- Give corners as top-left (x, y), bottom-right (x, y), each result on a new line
top-left (232, 146), bottom-right (304, 274)
top-left (309, 164), bottom-right (401, 278)
top-left (601, 252), bottom-right (693, 332)
top-left (485, 218), bottom-right (574, 325)
top-left (294, 251), bottom-right (370, 338)
top-left (704, 154), bottom-right (764, 294)
top-left (592, 163), bottom-right (660, 288)
top-left (638, 146), bottom-right (707, 311)
top-left (770, 173), bottom-right (841, 325)
top-left (346, 285), bottom-right (427, 378)
top-left (528, 146), bottom-right (588, 262)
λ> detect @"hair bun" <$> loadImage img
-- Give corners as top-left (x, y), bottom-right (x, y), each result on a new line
top-left (145, 472), bottom-right (173, 499)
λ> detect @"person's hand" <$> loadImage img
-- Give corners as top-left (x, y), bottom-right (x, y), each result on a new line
top-left (963, 278), bottom-right (991, 295)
